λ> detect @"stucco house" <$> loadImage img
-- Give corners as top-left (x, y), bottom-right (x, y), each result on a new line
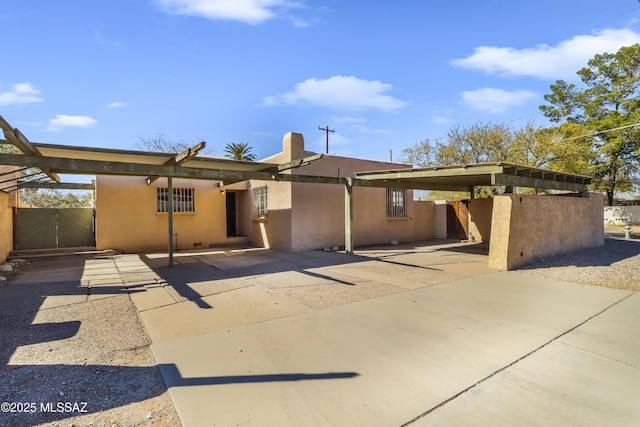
top-left (95, 133), bottom-right (436, 253)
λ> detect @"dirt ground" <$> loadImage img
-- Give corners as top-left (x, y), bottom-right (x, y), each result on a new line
top-left (0, 260), bottom-right (181, 427)
top-left (1, 232), bottom-right (638, 426)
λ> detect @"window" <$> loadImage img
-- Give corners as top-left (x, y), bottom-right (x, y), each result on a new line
top-left (251, 185), bottom-right (268, 219)
top-left (386, 188), bottom-right (407, 218)
top-left (157, 187), bottom-right (195, 213)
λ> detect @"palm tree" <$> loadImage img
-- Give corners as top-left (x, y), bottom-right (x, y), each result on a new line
top-left (224, 142), bottom-right (257, 161)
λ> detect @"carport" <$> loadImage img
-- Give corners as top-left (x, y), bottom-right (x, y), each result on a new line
top-left (351, 163), bottom-right (601, 270)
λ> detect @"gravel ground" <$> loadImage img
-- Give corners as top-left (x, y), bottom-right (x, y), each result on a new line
top-left (516, 235), bottom-right (640, 292)
top-left (0, 261), bottom-right (181, 427)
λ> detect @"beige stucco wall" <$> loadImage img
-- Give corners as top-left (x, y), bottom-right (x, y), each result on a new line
top-left (0, 191), bottom-right (12, 262)
top-left (468, 198), bottom-right (493, 242)
top-left (433, 201), bottom-right (447, 239)
top-left (250, 132), bottom-right (435, 251)
top-left (95, 175), bottom-right (226, 252)
top-left (0, 166), bottom-right (17, 262)
top-left (489, 193), bottom-right (604, 270)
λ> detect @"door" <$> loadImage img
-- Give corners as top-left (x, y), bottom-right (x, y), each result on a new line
top-left (446, 201), bottom-right (469, 240)
top-left (226, 192), bottom-right (237, 236)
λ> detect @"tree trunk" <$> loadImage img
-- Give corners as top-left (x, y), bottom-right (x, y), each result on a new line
top-left (606, 189), bottom-right (614, 206)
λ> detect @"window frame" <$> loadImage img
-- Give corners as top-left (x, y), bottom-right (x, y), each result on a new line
top-left (251, 185), bottom-right (268, 219)
top-left (157, 187), bottom-right (195, 213)
top-left (386, 187), bottom-right (408, 219)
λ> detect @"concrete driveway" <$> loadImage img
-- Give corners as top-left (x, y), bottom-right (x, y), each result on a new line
top-left (11, 241), bottom-right (640, 426)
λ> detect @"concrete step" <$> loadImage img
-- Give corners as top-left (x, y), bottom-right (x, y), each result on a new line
top-left (7, 247), bottom-right (121, 262)
top-left (208, 236), bottom-right (252, 248)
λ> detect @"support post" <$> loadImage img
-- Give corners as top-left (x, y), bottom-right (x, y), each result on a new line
top-left (167, 176), bottom-right (174, 267)
top-left (345, 177), bottom-right (354, 254)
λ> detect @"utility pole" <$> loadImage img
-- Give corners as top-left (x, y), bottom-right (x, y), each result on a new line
top-left (318, 125), bottom-right (335, 154)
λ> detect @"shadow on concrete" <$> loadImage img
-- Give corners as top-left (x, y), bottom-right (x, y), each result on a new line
top-left (133, 241), bottom-right (491, 309)
top-left (517, 238), bottom-right (640, 270)
top-left (140, 250), bottom-right (366, 302)
top-left (0, 268), bottom-right (167, 425)
top-left (159, 363), bottom-right (359, 387)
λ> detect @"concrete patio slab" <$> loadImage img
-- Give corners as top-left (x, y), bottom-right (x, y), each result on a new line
top-left (186, 277), bottom-right (254, 297)
top-left (323, 265), bottom-right (448, 290)
top-left (13, 263), bottom-right (85, 284)
top-left (139, 285), bottom-right (311, 342)
top-left (151, 272), bottom-right (631, 426)
top-left (192, 252), bottom-right (276, 270)
top-left (416, 293), bottom-right (640, 426)
top-left (128, 284), bottom-right (178, 312)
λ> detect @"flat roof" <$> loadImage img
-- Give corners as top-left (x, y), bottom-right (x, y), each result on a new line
top-left (354, 162), bottom-right (592, 192)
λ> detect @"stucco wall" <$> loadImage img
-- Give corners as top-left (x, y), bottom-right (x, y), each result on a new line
top-left (0, 191), bottom-right (12, 262)
top-left (433, 201), bottom-right (447, 239)
top-left (468, 198), bottom-right (493, 242)
top-left (95, 175), bottom-right (226, 252)
top-left (489, 193), bottom-right (604, 270)
top-left (604, 205), bottom-right (640, 225)
top-left (252, 132), bottom-right (435, 251)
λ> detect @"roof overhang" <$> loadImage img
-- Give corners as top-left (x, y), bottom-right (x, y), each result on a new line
top-left (0, 144), bottom-right (338, 186)
top-left (354, 162), bottom-right (592, 192)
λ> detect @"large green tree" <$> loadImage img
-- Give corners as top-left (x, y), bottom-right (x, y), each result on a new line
top-left (539, 44), bottom-right (640, 205)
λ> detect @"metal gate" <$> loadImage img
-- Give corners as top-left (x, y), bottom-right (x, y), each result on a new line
top-left (15, 208), bottom-right (95, 250)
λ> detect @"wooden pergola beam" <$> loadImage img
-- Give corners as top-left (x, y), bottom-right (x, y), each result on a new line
top-left (18, 182), bottom-right (95, 190)
top-left (278, 153), bottom-right (324, 172)
top-left (146, 141), bottom-right (207, 185)
top-left (0, 115), bottom-right (60, 183)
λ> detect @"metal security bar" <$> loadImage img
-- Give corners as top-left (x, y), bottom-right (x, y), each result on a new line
top-left (251, 185), bottom-right (268, 218)
top-left (386, 188), bottom-right (407, 218)
top-left (157, 187), bottom-right (195, 213)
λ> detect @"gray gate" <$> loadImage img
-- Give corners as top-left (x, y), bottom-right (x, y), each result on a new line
top-left (15, 208), bottom-right (95, 250)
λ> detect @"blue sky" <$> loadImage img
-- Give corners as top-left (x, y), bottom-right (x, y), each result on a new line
top-left (2, 0), bottom-right (640, 173)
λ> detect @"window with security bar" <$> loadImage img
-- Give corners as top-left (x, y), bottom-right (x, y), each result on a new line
top-left (386, 188), bottom-right (407, 218)
top-left (157, 187), bottom-right (195, 213)
top-left (252, 185), bottom-right (268, 219)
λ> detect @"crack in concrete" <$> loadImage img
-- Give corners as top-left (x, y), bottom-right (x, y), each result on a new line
top-left (400, 291), bottom-right (636, 426)
top-left (558, 340), bottom-right (639, 369)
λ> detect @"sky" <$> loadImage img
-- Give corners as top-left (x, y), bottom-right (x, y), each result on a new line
top-left (2, 0), bottom-right (640, 184)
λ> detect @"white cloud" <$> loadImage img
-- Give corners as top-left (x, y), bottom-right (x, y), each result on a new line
top-left (46, 115), bottom-right (97, 132)
top-left (263, 75), bottom-right (408, 112)
top-left (452, 28), bottom-right (640, 80)
top-left (0, 83), bottom-right (44, 106)
top-left (460, 88), bottom-right (536, 114)
top-left (105, 101), bottom-right (126, 108)
top-left (156, 0), bottom-right (290, 24)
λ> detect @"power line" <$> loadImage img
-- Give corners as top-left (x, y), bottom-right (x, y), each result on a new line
top-left (557, 122), bottom-right (640, 142)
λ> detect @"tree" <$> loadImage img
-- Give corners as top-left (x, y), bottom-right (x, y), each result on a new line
top-left (224, 142), bottom-right (257, 161)
top-left (539, 44), bottom-right (640, 205)
top-left (401, 121), bottom-right (597, 199)
top-left (437, 122), bottom-right (514, 165)
top-left (137, 135), bottom-right (194, 153)
top-left (403, 122), bottom-right (524, 198)
top-left (401, 139), bottom-right (438, 167)
top-left (21, 188), bottom-right (92, 208)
